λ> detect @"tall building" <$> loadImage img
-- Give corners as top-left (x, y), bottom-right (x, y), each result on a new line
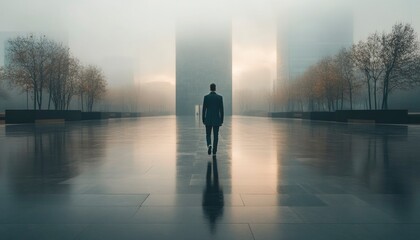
top-left (176, 18), bottom-right (232, 116)
top-left (277, 3), bottom-right (353, 84)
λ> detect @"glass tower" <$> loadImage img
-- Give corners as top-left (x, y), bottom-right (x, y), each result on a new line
top-left (176, 19), bottom-right (232, 116)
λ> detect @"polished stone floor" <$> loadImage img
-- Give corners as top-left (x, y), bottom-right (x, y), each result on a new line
top-left (1, 116), bottom-right (420, 239)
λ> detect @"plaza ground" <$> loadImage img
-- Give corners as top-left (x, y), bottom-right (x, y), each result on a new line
top-left (1, 116), bottom-right (420, 239)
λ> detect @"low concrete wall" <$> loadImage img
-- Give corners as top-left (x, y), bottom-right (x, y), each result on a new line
top-left (5, 110), bottom-right (81, 124)
top-left (335, 110), bottom-right (408, 124)
top-left (270, 110), bottom-right (410, 124)
top-left (270, 112), bottom-right (302, 119)
top-left (37, 110), bottom-right (81, 121)
top-left (5, 110), bottom-right (35, 124)
top-left (239, 111), bottom-right (270, 117)
top-left (35, 119), bottom-right (65, 124)
top-left (81, 112), bottom-right (107, 120)
top-left (5, 110), bottom-right (143, 124)
top-left (408, 114), bottom-right (420, 124)
top-left (270, 111), bottom-right (335, 121)
top-left (309, 112), bottom-right (336, 121)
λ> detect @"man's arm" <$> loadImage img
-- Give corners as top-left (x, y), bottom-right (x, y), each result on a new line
top-left (202, 96), bottom-right (207, 124)
top-left (220, 96), bottom-right (224, 125)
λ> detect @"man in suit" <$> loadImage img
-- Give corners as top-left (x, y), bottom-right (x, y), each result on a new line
top-left (202, 83), bottom-right (224, 156)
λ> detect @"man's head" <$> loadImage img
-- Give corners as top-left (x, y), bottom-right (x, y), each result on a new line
top-left (210, 83), bottom-right (216, 92)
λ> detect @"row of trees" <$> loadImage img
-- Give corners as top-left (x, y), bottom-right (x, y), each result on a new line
top-left (277, 23), bottom-right (420, 111)
top-left (0, 35), bottom-right (107, 111)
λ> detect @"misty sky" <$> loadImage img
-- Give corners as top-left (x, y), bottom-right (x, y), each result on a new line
top-left (1, 0), bottom-right (420, 90)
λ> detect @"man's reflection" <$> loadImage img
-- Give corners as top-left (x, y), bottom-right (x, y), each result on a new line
top-left (202, 156), bottom-right (224, 233)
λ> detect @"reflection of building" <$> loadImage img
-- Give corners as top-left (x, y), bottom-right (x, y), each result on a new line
top-left (277, 3), bottom-right (353, 84)
top-left (176, 18), bottom-right (232, 116)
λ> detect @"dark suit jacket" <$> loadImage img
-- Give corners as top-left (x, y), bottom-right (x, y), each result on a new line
top-left (202, 92), bottom-right (224, 126)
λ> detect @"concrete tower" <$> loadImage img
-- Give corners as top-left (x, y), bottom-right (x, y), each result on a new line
top-left (176, 15), bottom-right (232, 116)
top-left (277, 2), bottom-right (353, 83)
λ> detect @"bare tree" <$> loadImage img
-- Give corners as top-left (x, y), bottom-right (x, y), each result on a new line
top-left (352, 33), bottom-right (384, 110)
top-left (379, 23), bottom-right (420, 109)
top-left (313, 57), bottom-right (341, 111)
top-left (275, 22), bottom-right (420, 112)
top-left (300, 69), bottom-right (317, 111)
top-left (64, 57), bottom-right (80, 110)
top-left (79, 65), bottom-right (107, 112)
top-left (335, 48), bottom-right (359, 110)
top-left (46, 43), bottom-right (80, 110)
top-left (0, 69), bottom-right (9, 102)
top-left (4, 35), bottom-right (57, 110)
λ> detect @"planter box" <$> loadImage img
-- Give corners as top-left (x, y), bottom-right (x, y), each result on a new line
top-left (5, 110), bottom-right (81, 124)
top-left (81, 112), bottom-right (107, 120)
top-left (336, 110), bottom-right (408, 124)
top-left (270, 110), bottom-right (409, 124)
top-left (309, 112), bottom-right (336, 121)
top-left (408, 114), bottom-right (420, 124)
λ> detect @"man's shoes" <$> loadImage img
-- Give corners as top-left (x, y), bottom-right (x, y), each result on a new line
top-left (207, 145), bottom-right (212, 155)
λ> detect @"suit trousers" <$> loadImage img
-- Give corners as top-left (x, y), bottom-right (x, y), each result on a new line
top-left (206, 125), bottom-right (220, 153)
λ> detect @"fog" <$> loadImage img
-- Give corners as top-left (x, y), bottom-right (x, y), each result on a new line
top-left (1, 0), bottom-right (420, 113)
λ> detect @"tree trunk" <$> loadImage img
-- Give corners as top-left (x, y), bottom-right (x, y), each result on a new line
top-left (48, 91), bottom-right (52, 110)
top-left (381, 74), bottom-right (390, 110)
top-left (367, 78), bottom-right (372, 110)
top-left (382, 90), bottom-right (389, 110)
top-left (348, 82), bottom-right (353, 110)
top-left (48, 80), bottom-right (53, 110)
top-left (81, 93), bottom-right (84, 112)
top-left (33, 88), bottom-right (37, 110)
top-left (37, 90), bottom-right (43, 110)
top-left (382, 72), bottom-right (389, 110)
top-left (374, 80), bottom-right (377, 110)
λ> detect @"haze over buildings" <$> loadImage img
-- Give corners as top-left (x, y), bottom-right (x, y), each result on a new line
top-left (1, 0), bottom-right (420, 112)
top-left (2, 2), bottom-right (420, 239)
top-left (277, 2), bottom-right (353, 84)
top-left (176, 12), bottom-right (232, 116)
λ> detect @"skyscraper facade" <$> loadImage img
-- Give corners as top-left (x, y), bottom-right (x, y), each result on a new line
top-left (176, 18), bottom-right (232, 116)
top-left (277, 3), bottom-right (353, 84)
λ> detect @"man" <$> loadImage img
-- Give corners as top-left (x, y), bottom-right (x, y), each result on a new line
top-left (202, 83), bottom-right (224, 156)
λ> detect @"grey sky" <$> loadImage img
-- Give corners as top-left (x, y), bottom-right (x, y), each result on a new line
top-left (1, 0), bottom-right (419, 88)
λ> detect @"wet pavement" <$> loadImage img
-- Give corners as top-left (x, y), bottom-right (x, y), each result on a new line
top-left (1, 116), bottom-right (420, 239)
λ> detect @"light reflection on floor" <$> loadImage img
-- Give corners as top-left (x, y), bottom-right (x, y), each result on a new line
top-left (231, 117), bottom-right (279, 194)
top-left (1, 116), bottom-right (420, 240)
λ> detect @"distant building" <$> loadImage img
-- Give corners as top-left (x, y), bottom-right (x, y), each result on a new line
top-left (0, 32), bottom-right (20, 66)
top-left (176, 18), bottom-right (232, 116)
top-left (139, 81), bottom-right (175, 114)
top-left (277, 4), bottom-right (353, 85)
